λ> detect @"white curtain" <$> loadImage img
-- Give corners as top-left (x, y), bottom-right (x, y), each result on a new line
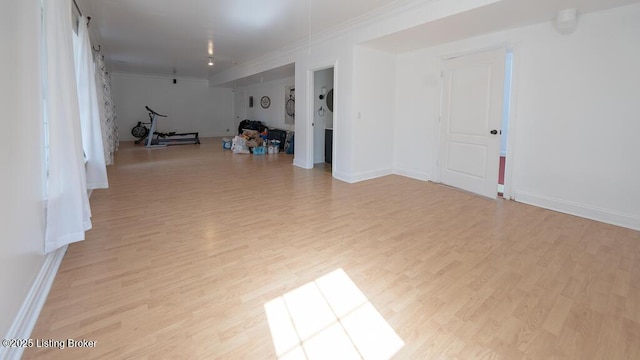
top-left (75, 16), bottom-right (108, 189)
top-left (43, 0), bottom-right (92, 253)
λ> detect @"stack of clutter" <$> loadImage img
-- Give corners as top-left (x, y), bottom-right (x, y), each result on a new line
top-left (230, 129), bottom-right (281, 155)
top-left (267, 140), bottom-right (281, 154)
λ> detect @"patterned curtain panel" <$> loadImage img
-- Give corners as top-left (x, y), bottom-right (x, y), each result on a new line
top-left (94, 52), bottom-right (119, 165)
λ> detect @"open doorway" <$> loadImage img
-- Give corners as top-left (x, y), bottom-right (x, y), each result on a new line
top-left (312, 67), bottom-right (335, 172)
top-left (498, 49), bottom-right (514, 197)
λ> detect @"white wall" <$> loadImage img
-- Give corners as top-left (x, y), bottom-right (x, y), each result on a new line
top-left (111, 73), bottom-right (234, 141)
top-left (210, 0), bottom-right (494, 178)
top-left (0, 0), bottom-right (46, 337)
top-left (208, 0), bottom-right (640, 230)
top-left (313, 68), bottom-right (334, 164)
top-left (248, 78), bottom-right (296, 131)
top-left (233, 88), bottom-right (246, 134)
top-left (351, 46), bottom-right (396, 181)
top-left (294, 38), bottom-right (356, 175)
top-left (500, 51), bottom-right (513, 156)
top-left (394, 4), bottom-right (640, 230)
top-left (240, 77), bottom-right (295, 132)
top-left (393, 51), bottom-right (439, 181)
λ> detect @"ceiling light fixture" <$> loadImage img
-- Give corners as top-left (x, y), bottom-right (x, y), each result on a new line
top-left (208, 57), bottom-right (214, 66)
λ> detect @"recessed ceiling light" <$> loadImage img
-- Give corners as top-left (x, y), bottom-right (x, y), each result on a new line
top-left (208, 57), bottom-right (214, 66)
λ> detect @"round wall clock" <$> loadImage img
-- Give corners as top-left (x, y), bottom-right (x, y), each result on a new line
top-left (260, 96), bottom-right (271, 109)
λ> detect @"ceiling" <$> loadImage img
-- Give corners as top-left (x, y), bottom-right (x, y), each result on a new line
top-left (364, 0), bottom-right (640, 53)
top-left (77, 0), bottom-right (413, 79)
top-left (78, 0), bottom-right (640, 84)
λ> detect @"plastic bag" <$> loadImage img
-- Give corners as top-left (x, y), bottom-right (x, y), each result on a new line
top-left (232, 136), bottom-right (250, 154)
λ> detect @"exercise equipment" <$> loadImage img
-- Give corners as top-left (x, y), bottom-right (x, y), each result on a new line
top-left (130, 106), bottom-right (200, 147)
top-left (286, 87), bottom-right (295, 118)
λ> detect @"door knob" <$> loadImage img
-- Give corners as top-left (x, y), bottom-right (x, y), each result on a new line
top-left (490, 129), bottom-right (499, 135)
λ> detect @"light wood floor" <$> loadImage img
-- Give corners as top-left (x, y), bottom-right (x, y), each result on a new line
top-left (26, 138), bottom-right (640, 359)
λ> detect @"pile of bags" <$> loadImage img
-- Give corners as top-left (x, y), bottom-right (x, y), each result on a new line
top-left (231, 129), bottom-right (265, 154)
top-left (231, 136), bottom-right (250, 154)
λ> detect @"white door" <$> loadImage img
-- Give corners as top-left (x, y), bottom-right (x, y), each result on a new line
top-left (233, 88), bottom-right (246, 134)
top-left (439, 49), bottom-right (505, 199)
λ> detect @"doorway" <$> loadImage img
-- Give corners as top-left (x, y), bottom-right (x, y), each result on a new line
top-left (438, 47), bottom-right (511, 199)
top-left (498, 50), bottom-right (514, 198)
top-left (311, 67), bottom-right (335, 172)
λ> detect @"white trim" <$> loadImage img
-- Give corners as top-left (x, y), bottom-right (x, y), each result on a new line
top-left (330, 62), bottom-right (339, 181)
top-left (393, 168), bottom-right (431, 182)
top-left (306, 69), bottom-right (316, 169)
top-left (334, 168), bottom-right (393, 183)
top-left (332, 170), bottom-right (352, 183)
top-left (351, 169), bottom-right (393, 183)
top-left (432, 56), bottom-right (445, 183)
top-left (438, 41), bottom-right (514, 63)
top-left (502, 42), bottom-right (521, 200)
top-left (210, 0), bottom-right (500, 86)
top-left (292, 158), bottom-right (311, 169)
top-left (0, 245), bottom-right (67, 360)
top-left (111, 71), bottom-right (210, 83)
top-left (514, 191), bottom-right (640, 231)
top-left (308, 62), bottom-right (338, 178)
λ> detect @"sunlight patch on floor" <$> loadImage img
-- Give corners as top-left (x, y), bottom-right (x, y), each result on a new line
top-left (264, 268), bottom-right (404, 359)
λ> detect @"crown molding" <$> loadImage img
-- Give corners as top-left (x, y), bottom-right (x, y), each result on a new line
top-left (210, 0), bottom-right (433, 85)
top-left (210, 0), bottom-right (500, 86)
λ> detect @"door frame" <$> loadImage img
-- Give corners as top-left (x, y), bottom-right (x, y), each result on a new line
top-left (433, 43), bottom-right (519, 200)
top-left (307, 62), bottom-right (337, 174)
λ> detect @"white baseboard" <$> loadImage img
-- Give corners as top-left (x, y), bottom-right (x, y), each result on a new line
top-left (333, 168), bottom-right (392, 183)
top-left (393, 168), bottom-right (431, 182)
top-left (0, 245), bottom-right (67, 360)
top-left (514, 191), bottom-right (640, 231)
top-left (333, 170), bottom-right (353, 183)
top-left (292, 158), bottom-right (312, 169)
